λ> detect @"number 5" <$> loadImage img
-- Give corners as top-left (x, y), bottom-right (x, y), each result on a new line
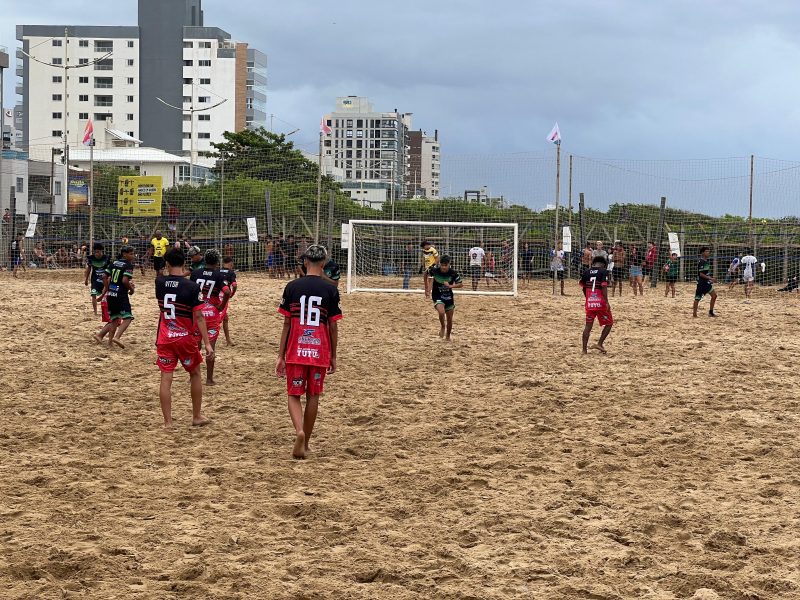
top-left (164, 293), bottom-right (177, 319)
top-left (299, 295), bottom-right (322, 326)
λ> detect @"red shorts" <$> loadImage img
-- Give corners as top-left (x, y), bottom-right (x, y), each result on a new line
top-left (585, 307), bottom-right (614, 326)
top-left (285, 363), bottom-right (327, 396)
top-left (101, 299), bottom-right (111, 323)
top-left (156, 337), bottom-right (203, 373)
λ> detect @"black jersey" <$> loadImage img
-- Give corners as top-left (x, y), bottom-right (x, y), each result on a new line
top-left (580, 267), bottom-right (610, 309)
top-left (190, 267), bottom-right (230, 308)
top-left (428, 265), bottom-right (463, 300)
top-left (155, 276), bottom-right (204, 345)
top-left (278, 275), bottom-right (342, 367)
top-left (87, 254), bottom-right (111, 287)
top-left (697, 258), bottom-right (712, 282)
top-left (107, 259), bottom-right (134, 298)
top-left (219, 267), bottom-right (237, 286)
top-left (300, 259), bottom-right (340, 282)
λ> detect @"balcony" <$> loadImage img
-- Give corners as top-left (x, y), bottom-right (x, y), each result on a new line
top-left (94, 95), bottom-right (113, 107)
top-left (94, 59), bottom-right (113, 71)
top-left (94, 78), bottom-right (113, 89)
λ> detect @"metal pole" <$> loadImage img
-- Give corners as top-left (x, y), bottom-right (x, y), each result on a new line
top-left (326, 189), bottom-right (335, 251)
top-left (89, 137), bottom-right (94, 252)
top-left (567, 153), bottom-right (573, 278)
top-left (651, 196), bottom-right (666, 288)
top-left (749, 154), bottom-right (755, 251)
top-left (314, 130), bottom-right (322, 243)
top-left (0, 62), bottom-right (4, 220)
top-left (219, 152), bottom-right (224, 248)
top-left (552, 142), bottom-right (561, 294)
top-left (190, 80), bottom-right (196, 186)
top-left (62, 27), bottom-right (68, 217)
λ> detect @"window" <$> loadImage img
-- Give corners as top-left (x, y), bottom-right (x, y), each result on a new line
top-left (52, 76), bottom-right (62, 83)
top-left (126, 131), bottom-right (134, 137)
top-left (182, 133), bottom-right (191, 139)
top-left (356, 130), bottom-right (363, 138)
top-left (79, 58), bottom-right (89, 65)
top-left (183, 60), bottom-right (193, 66)
top-left (79, 40), bottom-right (89, 47)
top-left (198, 60), bottom-right (211, 67)
top-left (183, 78), bottom-right (192, 84)
top-left (16, 177), bottom-right (24, 193)
top-left (182, 96), bottom-right (191, 103)
top-left (198, 132), bottom-right (211, 139)
top-left (356, 119), bottom-right (363, 127)
top-left (183, 115), bottom-right (191, 122)
top-left (199, 78), bottom-right (210, 85)
top-left (127, 41), bottom-right (134, 48)
top-left (52, 94), bottom-right (62, 101)
top-left (79, 112), bottom-right (89, 120)
top-left (127, 114), bottom-right (134, 121)
top-left (52, 112), bottom-right (62, 119)
top-left (94, 77), bottom-right (113, 88)
top-left (79, 76), bottom-right (88, 84)
top-left (200, 41), bottom-right (212, 49)
top-left (53, 40), bottom-right (62, 47)
top-left (198, 114), bottom-right (210, 121)
top-left (127, 77), bottom-right (134, 85)
top-left (53, 58), bottom-right (62, 65)
top-left (94, 95), bottom-right (113, 107)
top-left (95, 41), bottom-right (113, 52)
top-left (127, 59), bottom-right (134, 66)
top-left (183, 41), bottom-right (193, 49)
top-left (54, 181), bottom-right (62, 195)
top-left (346, 150), bottom-right (353, 158)
top-left (94, 113), bottom-right (112, 121)
top-left (52, 130), bottom-right (62, 138)
top-left (94, 59), bottom-right (112, 70)
top-left (346, 119), bottom-right (353, 127)
top-left (79, 95), bottom-right (89, 102)
top-left (127, 95), bottom-right (134, 102)
top-left (198, 96), bottom-right (210, 103)
top-left (346, 130), bottom-right (353, 138)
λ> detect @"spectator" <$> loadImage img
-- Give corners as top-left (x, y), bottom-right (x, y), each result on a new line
top-left (629, 244), bottom-right (644, 296)
top-left (33, 242), bottom-right (57, 269)
top-left (581, 241), bottom-right (593, 276)
top-left (643, 241), bottom-right (658, 283)
top-left (592, 240), bottom-right (608, 261)
top-left (2, 208), bottom-right (11, 224)
top-left (521, 242), bottom-right (535, 283)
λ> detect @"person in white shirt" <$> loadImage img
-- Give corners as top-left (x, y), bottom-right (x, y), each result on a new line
top-left (550, 243), bottom-right (566, 296)
top-left (741, 255), bottom-right (758, 298)
top-left (467, 242), bottom-right (485, 291)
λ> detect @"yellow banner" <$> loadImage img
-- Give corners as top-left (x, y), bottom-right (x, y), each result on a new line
top-left (117, 176), bottom-right (163, 217)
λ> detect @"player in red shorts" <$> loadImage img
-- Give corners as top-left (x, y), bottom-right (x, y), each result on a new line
top-left (155, 247), bottom-right (215, 428)
top-left (219, 256), bottom-right (238, 346)
top-left (276, 244), bottom-right (342, 459)
top-left (580, 254), bottom-right (613, 354)
top-left (190, 250), bottom-right (231, 386)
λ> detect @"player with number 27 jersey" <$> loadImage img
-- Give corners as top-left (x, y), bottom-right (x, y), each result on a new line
top-left (190, 268), bottom-right (230, 339)
top-left (278, 277), bottom-right (342, 368)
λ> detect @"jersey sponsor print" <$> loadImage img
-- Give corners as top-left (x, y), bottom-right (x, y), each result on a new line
top-left (278, 276), bottom-right (342, 367)
top-left (428, 265), bottom-right (463, 308)
top-left (580, 267), bottom-right (613, 325)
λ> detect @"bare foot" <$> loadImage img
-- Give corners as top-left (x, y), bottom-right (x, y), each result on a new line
top-left (292, 432), bottom-right (306, 459)
top-left (445, 335), bottom-right (452, 342)
top-left (591, 344), bottom-right (607, 354)
top-left (112, 338), bottom-right (125, 349)
top-left (163, 421), bottom-right (173, 430)
top-left (206, 379), bottom-right (216, 386)
top-left (582, 348), bottom-right (588, 354)
top-left (439, 327), bottom-right (445, 338)
top-left (192, 415), bottom-right (211, 426)
top-left (225, 339), bottom-right (235, 347)
top-left (93, 333), bottom-right (104, 344)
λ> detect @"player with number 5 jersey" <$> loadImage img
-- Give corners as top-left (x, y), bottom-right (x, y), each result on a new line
top-left (277, 244), bottom-right (342, 459)
top-left (154, 247), bottom-right (214, 428)
top-left (189, 249), bottom-right (231, 386)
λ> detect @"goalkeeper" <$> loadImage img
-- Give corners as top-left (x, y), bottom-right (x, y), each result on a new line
top-left (420, 241), bottom-right (439, 298)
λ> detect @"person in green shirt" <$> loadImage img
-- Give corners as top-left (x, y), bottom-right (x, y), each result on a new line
top-left (663, 252), bottom-right (679, 298)
top-left (692, 246), bottom-right (717, 317)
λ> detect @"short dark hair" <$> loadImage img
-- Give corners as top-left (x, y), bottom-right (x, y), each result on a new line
top-left (699, 246), bottom-right (710, 254)
top-left (93, 242), bottom-right (104, 251)
top-left (222, 256), bottom-right (233, 264)
top-left (440, 255), bottom-right (452, 265)
top-left (164, 247), bottom-right (185, 267)
top-left (592, 255), bottom-right (608, 267)
top-left (420, 240), bottom-right (430, 248)
top-left (204, 249), bottom-right (221, 266)
top-left (120, 245), bottom-right (134, 255)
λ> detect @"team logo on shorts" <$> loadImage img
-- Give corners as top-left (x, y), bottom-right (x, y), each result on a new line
top-left (209, 329), bottom-right (218, 336)
top-left (158, 357), bottom-right (174, 365)
top-left (292, 378), bottom-right (304, 387)
top-left (313, 372), bottom-right (322, 381)
top-left (183, 358), bottom-right (193, 365)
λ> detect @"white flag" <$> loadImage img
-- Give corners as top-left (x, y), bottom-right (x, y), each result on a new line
top-left (546, 122), bottom-right (561, 145)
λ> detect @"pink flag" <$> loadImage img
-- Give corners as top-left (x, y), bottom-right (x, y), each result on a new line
top-left (320, 117), bottom-right (331, 136)
top-left (546, 122), bottom-right (561, 145)
top-left (82, 118), bottom-right (94, 146)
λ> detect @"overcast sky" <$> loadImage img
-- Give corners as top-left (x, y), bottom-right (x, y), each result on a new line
top-left (4, 0), bottom-right (800, 213)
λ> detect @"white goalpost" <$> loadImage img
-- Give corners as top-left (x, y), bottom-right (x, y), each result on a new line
top-left (346, 219), bottom-right (519, 296)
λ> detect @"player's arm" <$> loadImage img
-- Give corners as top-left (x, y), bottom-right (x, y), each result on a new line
top-left (194, 310), bottom-right (215, 359)
top-left (217, 285), bottom-right (232, 313)
top-left (122, 274), bottom-right (135, 295)
top-left (328, 320), bottom-right (338, 374)
top-left (699, 268), bottom-right (713, 282)
top-left (275, 317), bottom-right (291, 377)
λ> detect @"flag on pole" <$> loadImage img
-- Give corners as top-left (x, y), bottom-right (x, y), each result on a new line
top-left (320, 117), bottom-right (331, 136)
top-left (82, 118), bottom-right (94, 146)
top-left (546, 122), bottom-right (561, 145)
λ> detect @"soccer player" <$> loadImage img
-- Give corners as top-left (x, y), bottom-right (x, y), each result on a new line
top-left (219, 256), bottom-right (238, 346)
top-left (428, 255), bottom-right (464, 340)
top-left (186, 246), bottom-right (205, 275)
top-left (276, 244), bottom-right (342, 459)
top-left (155, 247), bottom-right (214, 428)
top-left (741, 254), bottom-right (758, 298)
top-left (84, 242), bottom-right (110, 316)
top-left (663, 252), bottom-right (679, 298)
top-left (692, 246), bottom-right (717, 318)
top-left (467, 241), bottom-right (485, 291)
top-left (150, 230), bottom-right (169, 278)
top-left (420, 240), bottom-right (439, 297)
top-left (190, 249), bottom-right (231, 385)
top-left (550, 243), bottom-right (567, 296)
top-left (580, 255), bottom-right (613, 354)
top-left (301, 256), bottom-right (341, 287)
top-left (96, 245), bottom-right (136, 348)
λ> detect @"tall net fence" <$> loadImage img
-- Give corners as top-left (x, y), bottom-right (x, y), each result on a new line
top-left (3, 141), bottom-right (800, 291)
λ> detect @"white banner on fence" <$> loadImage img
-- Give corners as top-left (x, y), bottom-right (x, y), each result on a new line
top-left (341, 223), bottom-right (351, 250)
top-left (246, 217), bottom-right (258, 242)
top-left (668, 232), bottom-right (681, 257)
top-left (562, 226), bottom-right (572, 252)
top-left (25, 214), bottom-right (38, 238)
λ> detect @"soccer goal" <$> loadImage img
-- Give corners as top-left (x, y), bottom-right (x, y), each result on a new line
top-left (346, 220), bottom-right (518, 296)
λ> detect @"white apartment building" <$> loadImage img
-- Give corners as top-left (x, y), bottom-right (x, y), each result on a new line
top-left (408, 129), bottom-right (441, 199)
top-left (323, 96), bottom-right (411, 207)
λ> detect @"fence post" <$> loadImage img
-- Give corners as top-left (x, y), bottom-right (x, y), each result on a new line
top-left (712, 229), bottom-right (718, 280)
top-left (783, 224), bottom-right (789, 283)
top-left (578, 192), bottom-right (585, 263)
top-left (679, 222), bottom-right (685, 282)
top-left (326, 189), bottom-right (335, 251)
top-left (651, 196), bottom-right (667, 288)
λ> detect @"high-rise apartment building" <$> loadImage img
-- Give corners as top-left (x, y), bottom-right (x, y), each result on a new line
top-left (16, 0), bottom-right (266, 167)
top-left (407, 129), bottom-right (440, 199)
top-left (323, 96), bottom-right (410, 207)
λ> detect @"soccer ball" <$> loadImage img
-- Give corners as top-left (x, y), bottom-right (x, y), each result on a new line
top-left (121, 237), bottom-right (129, 244)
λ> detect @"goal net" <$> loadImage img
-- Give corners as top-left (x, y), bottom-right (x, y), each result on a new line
top-left (346, 220), bottom-right (518, 295)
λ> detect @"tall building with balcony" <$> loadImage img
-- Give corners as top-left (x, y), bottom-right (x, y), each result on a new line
top-left (323, 96), bottom-right (410, 208)
top-left (407, 129), bottom-right (440, 199)
top-left (16, 0), bottom-right (267, 182)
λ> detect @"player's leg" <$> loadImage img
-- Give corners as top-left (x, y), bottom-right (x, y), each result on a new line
top-left (582, 318), bottom-right (594, 354)
top-left (206, 337), bottom-right (218, 385)
top-left (91, 294), bottom-right (98, 315)
top-left (93, 320), bottom-right (114, 343)
top-left (303, 393), bottom-right (319, 453)
top-left (189, 365), bottom-right (210, 426)
top-left (445, 307), bottom-right (454, 341)
top-left (709, 289), bottom-right (717, 316)
top-left (288, 395), bottom-right (306, 458)
top-left (560, 272), bottom-right (566, 296)
top-left (435, 302), bottom-right (446, 338)
top-left (424, 271), bottom-right (430, 297)
top-left (597, 325), bottom-right (612, 351)
top-left (692, 285), bottom-right (702, 317)
top-left (159, 370), bottom-right (174, 428)
top-left (113, 317), bottom-right (133, 347)
top-left (223, 313), bottom-right (234, 346)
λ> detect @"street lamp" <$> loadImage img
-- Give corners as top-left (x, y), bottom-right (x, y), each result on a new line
top-left (157, 79), bottom-right (226, 185)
